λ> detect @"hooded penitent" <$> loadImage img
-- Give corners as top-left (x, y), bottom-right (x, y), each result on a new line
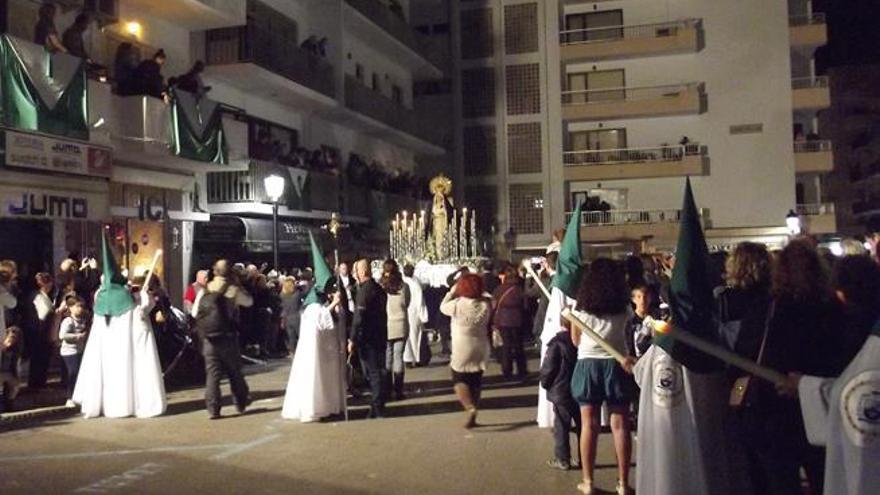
top-left (93, 232), bottom-right (135, 318)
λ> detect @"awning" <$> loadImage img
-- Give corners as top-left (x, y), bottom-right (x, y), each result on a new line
top-left (195, 215), bottom-right (329, 254)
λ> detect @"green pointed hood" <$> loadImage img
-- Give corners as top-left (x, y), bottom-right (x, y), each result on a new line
top-left (93, 232), bottom-right (135, 317)
top-left (303, 231), bottom-right (333, 306)
top-left (551, 201), bottom-right (584, 298)
top-left (655, 178), bottom-right (721, 372)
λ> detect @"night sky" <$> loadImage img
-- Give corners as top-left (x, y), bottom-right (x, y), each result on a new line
top-left (815, 0), bottom-right (880, 72)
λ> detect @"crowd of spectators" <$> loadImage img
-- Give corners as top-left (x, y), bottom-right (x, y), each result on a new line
top-left (347, 153), bottom-right (430, 199)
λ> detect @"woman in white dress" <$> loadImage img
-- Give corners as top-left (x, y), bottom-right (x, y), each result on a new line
top-left (282, 288), bottom-right (344, 422)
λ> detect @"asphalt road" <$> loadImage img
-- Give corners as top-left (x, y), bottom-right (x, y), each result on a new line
top-left (0, 353), bottom-right (631, 495)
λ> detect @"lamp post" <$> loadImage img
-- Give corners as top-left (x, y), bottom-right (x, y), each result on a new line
top-left (785, 209), bottom-right (802, 237)
top-left (264, 174), bottom-right (286, 270)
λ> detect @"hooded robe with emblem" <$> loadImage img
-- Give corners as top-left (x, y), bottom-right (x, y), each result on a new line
top-left (281, 233), bottom-right (344, 421)
top-left (798, 325), bottom-right (880, 495)
top-left (72, 235), bottom-right (166, 418)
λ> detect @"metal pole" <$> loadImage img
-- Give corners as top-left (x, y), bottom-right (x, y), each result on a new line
top-left (272, 201), bottom-right (279, 270)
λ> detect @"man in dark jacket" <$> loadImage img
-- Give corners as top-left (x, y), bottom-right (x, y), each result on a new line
top-left (349, 259), bottom-right (388, 418)
top-left (493, 265), bottom-right (527, 379)
top-left (540, 329), bottom-right (581, 470)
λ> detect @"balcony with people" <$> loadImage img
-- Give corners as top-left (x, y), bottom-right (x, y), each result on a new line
top-left (563, 140), bottom-right (707, 181)
top-left (561, 82), bottom-right (706, 121)
top-left (560, 19), bottom-right (703, 62)
top-left (796, 202), bottom-right (836, 234)
top-left (566, 205), bottom-right (702, 243)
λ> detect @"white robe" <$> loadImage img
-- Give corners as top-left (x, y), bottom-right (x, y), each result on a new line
top-left (282, 303), bottom-right (343, 422)
top-left (537, 286), bottom-right (568, 428)
top-left (798, 333), bottom-right (880, 495)
top-left (633, 345), bottom-right (751, 495)
top-left (73, 290), bottom-right (166, 419)
top-left (403, 276), bottom-right (429, 365)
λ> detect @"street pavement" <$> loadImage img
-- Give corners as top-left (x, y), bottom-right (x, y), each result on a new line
top-left (0, 350), bottom-right (633, 495)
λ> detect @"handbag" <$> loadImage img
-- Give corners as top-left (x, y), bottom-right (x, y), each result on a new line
top-left (490, 286), bottom-right (516, 349)
top-left (729, 301), bottom-right (774, 408)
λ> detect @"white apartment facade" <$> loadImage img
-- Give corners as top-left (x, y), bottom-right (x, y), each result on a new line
top-left (0, 0), bottom-right (451, 303)
top-left (453, 0), bottom-right (833, 256)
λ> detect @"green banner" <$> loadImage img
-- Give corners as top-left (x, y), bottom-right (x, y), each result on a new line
top-left (170, 88), bottom-right (227, 164)
top-left (0, 35), bottom-right (88, 140)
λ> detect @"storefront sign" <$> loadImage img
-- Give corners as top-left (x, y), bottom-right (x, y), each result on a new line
top-left (0, 187), bottom-right (107, 221)
top-left (2, 129), bottom-right (112, 177)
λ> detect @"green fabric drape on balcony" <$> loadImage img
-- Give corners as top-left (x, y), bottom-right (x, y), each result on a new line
top-left (0, 35), bottom-right (88, 140)
top-left (170, 88), bottom-right (227, 164)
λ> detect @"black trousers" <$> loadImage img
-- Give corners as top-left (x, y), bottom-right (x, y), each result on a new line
top-left (62, 354), bottom-right (82, 399)
top-left (202, 336), bottom-right (250, 415)
top-left (499, 326), bottom-right (527, 378)
top-left (552, 399), bottom-right (582, 463)
top-left (359, 343), bottom-right (387, 411)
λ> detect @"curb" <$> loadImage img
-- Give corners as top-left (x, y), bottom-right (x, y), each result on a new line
top-left (0, 404), bottom-right (78, 425)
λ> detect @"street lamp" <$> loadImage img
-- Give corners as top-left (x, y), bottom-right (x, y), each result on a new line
top-left (264, 174), bottom-right (286, 270)
top-left (785, 209), bottom-right (802, 236)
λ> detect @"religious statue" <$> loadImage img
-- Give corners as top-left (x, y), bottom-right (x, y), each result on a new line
top-left (429, 175), bottom-right (454, 260)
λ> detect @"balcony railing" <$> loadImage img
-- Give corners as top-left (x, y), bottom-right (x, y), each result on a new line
top-left (206, 162), bottom-right (341, 212)
top-left (562, 82), bottom-right (701, 105)
top-left (205, 25), bottom-right (335, 98)
top-left (564, 144), bottom-right (702, 166)
top-left (567, 209), bottom-right (686, 226)
top-left (796, 203), bottom-right (835, 216)
top-left (794, 140), bottom-right (832, 153)
top-left (560, 19), bottom-right (699, 45)
top-left (792, 75), bottom-right (829, 90)
top-left (344, 0), bottom-right (442, 69)
top-left (344, 75), bottom-right (444, 147)
top-left (789, 13), bottom-right (826, 26)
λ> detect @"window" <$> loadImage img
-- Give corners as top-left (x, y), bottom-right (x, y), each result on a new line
top-left (509, 183), bottom-right (544, 234)
top-left (464, 125), bottom-right (496, 176)
top-left (462, 68), bottom-right (496, 118)
top-left (372, 73), bottom-right (380, 92)
top-left (568, 129), bottom-right (627, 163)
top-left (414, 79), bottom-right (452, 96)
top-left (563, 10), bottom-right (623, 44)
top-left (508, 123), bottom-right (542, 174)
top-left (465, 185), bottom-right (498, 230)
top-left (461, 8), bottom-right (493, 59)
top-left (566, 69), bottom-right (625, 104)
top-left (506, 64), bottom-right (541, 115)
top-left (355, 64), bottom-right (364, 83)
top-left (504, 3), bottom-right (539, 54)
top-left (392, 85), bottom-right (403, 104)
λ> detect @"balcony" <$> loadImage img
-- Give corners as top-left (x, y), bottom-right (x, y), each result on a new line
top-left (562, 82), bottom-right (705, 122)
top-left (790, 14), bottom-right (827, 48)
top-left (205, 25), bottom-right (337, 109)
top-left (797, 203), bottom-right (836, 234)
top-left (563, 144), bottom-right (707, 181)
top-left (792, 76), bottom-right (830, 111)
top-left (794, 140), bottom-right (834, 173)
top-left (560, 19), bottom-right (702, 63)
top-left (121, 0), bottom-right (245, 30)
top-left (343, 0), bottom-right (444, 76)
top-left (568, 208), bottom-right (694, 243)
top-left (206, 160), bottom-right (342, 218)
top-left (342, 75), bottom-right (446, 153)
top-left (345, 185), bottom-right (419, 229)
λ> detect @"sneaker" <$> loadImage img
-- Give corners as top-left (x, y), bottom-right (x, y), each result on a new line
top-left (576, 480), bottom-right (593, 495)
top-left (464, 407), bottom-right (478, 429)
top-left (616, 480), bottom-right (633, 495)
top-left (546, 459), bottom-right (570, 471)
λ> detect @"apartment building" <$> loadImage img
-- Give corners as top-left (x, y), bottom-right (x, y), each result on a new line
top-left (0, 0), bottom-right (451, 303)
top-left (454, 0), bottom-right (834, 256)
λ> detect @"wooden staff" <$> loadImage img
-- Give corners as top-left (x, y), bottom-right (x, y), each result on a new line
top-left (562, 308), bottom-right (628, 366)
top-left (651, 319), bottom-right (789, 386)
top-left (143, 249), bottom-right (163, 290)
top-left (523, 263), bottom-right (552, 300)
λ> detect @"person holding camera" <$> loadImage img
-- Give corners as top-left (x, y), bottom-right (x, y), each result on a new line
top-left (192, 259), bottom-right (253, 419)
